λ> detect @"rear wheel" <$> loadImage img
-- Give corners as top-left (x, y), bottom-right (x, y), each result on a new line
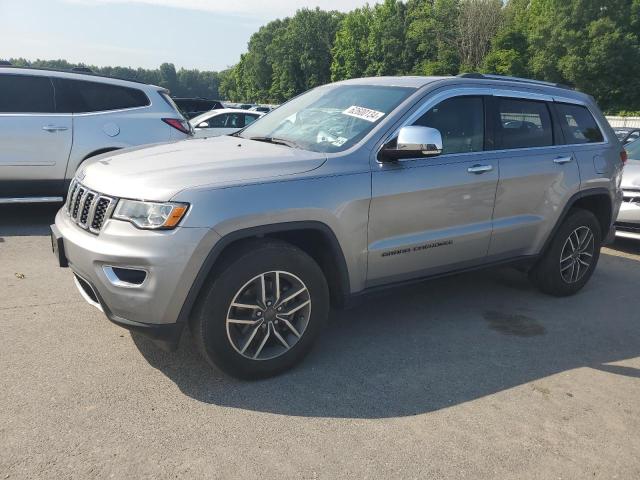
top-left (529, 209), bottom-right (601, 296)
top-left (190, 240), bottom-right (329, 379)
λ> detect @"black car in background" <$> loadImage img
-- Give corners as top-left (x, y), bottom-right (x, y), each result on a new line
top-left (172, 97), bottom-right (224, 119)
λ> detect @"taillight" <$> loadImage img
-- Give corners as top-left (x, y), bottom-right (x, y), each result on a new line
top-left (162, 118), bottom-right (191, 135)
top-left (621, 150), bottom-right (628, 165)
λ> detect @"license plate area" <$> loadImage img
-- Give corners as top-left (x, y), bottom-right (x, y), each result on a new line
top-left (50, 224), bottom-right (68, 268)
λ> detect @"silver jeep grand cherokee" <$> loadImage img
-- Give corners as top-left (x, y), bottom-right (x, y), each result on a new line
top-left (52, 74), bottom-right (624, 378)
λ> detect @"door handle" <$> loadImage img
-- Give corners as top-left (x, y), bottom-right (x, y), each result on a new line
top-left (467, 164), bottom-right (493, 174)
top-left (553, 156), bottom-right (573, 165)
top-left (42, 125), bottom-right (68, 132)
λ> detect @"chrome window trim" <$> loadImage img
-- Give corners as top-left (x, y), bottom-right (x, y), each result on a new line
top-left (376, 87), bottom-right (609, 163)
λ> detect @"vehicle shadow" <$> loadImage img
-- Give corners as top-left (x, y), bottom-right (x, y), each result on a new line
top-left (132, 255), bottom-right (640, 419)
top-left (0, 204), bottom-right (60, 237)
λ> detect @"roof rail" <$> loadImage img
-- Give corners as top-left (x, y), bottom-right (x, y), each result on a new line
top-left (0, 65), bottom-right (151, 85)
top-left (457, 73), bottom-right (572, 90)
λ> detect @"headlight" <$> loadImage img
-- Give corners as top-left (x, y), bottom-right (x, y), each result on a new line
top-left (113, 200), bottom-right (189, 230)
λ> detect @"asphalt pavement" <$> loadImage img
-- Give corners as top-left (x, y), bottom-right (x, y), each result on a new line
top-left (1, 204), bottom-right (639, 479)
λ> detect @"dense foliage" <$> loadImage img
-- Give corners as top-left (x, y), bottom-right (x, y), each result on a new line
top-left (6, 0), bottom-right (640, 112)
top-left (4, 58), bottom-right (221, 99)
top-left (221, 0), bottom-right (640, 112)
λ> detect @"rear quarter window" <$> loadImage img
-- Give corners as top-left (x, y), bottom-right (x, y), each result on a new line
top-left (0, 74), bottom-right (55, 113)
top-left (54, 78), bottom-right (149, 113)
top-left (555, 103), bottom-right (604, 144)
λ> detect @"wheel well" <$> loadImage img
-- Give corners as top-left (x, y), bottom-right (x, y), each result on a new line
top-left (197, 227), bottom-right (350, 313)
top-left (571, 193), bottom-right (612, 238)
top-left (82, 147), bottom-right (120, 161)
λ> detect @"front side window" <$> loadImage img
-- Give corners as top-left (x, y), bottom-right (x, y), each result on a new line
top-left (556, 103), bottom-right (604, 144)
top-left (495, 98), bottom-right (553, 149)
top-left (238, 84), bottom-right (415, 153)
top-left (413, 96), bottom-right (484, 154)
top-left (204, 113), bottom-right (229, 128)
top-left (54, 78), bottom-right (149, 113)
top-left (0, 74), bottom-right (55, 113)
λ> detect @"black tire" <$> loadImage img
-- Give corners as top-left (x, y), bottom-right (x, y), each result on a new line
top-left (529, 208), bottom-right (602, 296)
top-left (190, 240), bottom-right (329, 379)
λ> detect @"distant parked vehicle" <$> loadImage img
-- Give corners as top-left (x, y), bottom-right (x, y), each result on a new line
top-left (0, 66), bottom-right (190, 203)
top-left (173, 97), bottom-right (224, 119)
top-left (249, 105), bottom-right (272, 113)
top-left (616, 138), bottom-right (640, 240)
top-left (189, 108), bottom-right (263, 138)
top-left (614, 127), bottom-right (640, 145)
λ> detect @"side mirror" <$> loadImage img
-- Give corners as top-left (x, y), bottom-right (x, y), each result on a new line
top-left (197, 121), bottom-right (209, 128)
top-left (379, 126), bottom-right (443, 162)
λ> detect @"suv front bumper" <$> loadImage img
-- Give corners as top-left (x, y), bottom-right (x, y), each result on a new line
top-left (52, 208), bottom-right (217, 350)
top-left (615, 197), bottom-right (640, 240)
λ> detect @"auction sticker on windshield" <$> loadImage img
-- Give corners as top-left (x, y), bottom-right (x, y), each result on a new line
top-left (342, 105), bottom-right (385, 122)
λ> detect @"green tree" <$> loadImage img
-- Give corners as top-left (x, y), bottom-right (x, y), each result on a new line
top-left (365, 0), bottom-right (409, 76)
top-left (405, 0), bottom-right (461, 75)
top-left (331, 6), bottom-right (374, 81)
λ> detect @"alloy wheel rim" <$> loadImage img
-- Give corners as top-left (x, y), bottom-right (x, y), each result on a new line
top-left (226, 271), bottom-right (311, 361)
top-left (559, 226), bottom-right (594, 284)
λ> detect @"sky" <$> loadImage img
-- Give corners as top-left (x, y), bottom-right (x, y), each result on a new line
top-left (1, 0), bottom-right (379, 71)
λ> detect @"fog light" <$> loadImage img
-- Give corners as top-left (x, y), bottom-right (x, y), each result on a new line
top-left (103, 266), bottom-right (147, 288)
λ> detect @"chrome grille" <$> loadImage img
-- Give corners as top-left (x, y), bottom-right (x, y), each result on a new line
top-left (65, 179), bottom-right (116, 234)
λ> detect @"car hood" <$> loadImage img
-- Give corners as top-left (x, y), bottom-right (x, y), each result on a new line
top-left (79, 136), bottom-right (327, 201)
top-left (622, 159), bottom-right (640, 190)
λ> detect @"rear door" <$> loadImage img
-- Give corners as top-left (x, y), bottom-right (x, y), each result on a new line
top-left (367, 93), bottom-right (499, 286)
top-left (0, 73), bottom-right (72, 197)
top-left (487, 95), bottom-right (581, 258)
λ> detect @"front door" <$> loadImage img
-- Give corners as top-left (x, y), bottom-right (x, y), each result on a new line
top-left (367, 95), bottom-right (498, 286)
top-left (0, 73), bottom-right (72, 197)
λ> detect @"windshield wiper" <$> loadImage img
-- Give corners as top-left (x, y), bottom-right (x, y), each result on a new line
top-left (248, 136), bottom-right (299, 149)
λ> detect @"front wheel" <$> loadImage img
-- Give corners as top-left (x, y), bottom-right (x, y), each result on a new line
top-left (190, 240), bottom-right (329, 379)
top-left (529, 209), bottom-right (602, 296)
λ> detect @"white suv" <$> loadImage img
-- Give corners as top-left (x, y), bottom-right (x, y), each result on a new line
top-left (0, 67), bottom-right (191, 203)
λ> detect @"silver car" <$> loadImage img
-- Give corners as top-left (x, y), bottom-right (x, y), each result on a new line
top-left (616, 138), bottom-right (640, 239)
top-left (189, 108), bottom-right (263, 138)
top-left (0, 66), bottom-right (190, 204)
top-left (52, 74), bottom-right (624, 378)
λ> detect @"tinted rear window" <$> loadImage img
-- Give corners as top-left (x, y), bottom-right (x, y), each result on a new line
top-left (556, 103), bottom-right (604, 144)
top-left (54, 78), bottom-right (149, 113)
top-left (0, 74), bottom-right (55, 113)
top-left (495, 98), bottom-right (553, 149)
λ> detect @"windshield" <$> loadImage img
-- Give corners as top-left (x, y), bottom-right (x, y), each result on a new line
top-left (238, 84), bottom-right (415, 153)
top-left (626, 137), bottom-right (640, 160)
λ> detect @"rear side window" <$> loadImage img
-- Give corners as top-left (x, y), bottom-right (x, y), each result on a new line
top-left (495, 98), bottom-right (553, 149)
top-left (555, 103), bottom-right (604, 144)
top-left (244, 114), bottom-right (259, 126)
top-left (54, 78), bottom-right (149, 113)
top-left (413, 96), bottom-right (484, 154)
top-left (0, 74), bottom-right (55, 113)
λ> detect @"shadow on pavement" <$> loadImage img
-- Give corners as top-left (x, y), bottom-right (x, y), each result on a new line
top-left (0, 204), bottom-right (61, 237)
top-left (132, 257), bottom-right (640, 419)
